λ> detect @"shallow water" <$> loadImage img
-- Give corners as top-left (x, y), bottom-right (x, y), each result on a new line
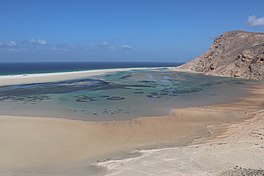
top-left (0, 69), bottom-right (255, 121)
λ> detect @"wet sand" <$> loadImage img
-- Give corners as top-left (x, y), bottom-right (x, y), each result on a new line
top-left (0, 83), bottom-right (264, 175)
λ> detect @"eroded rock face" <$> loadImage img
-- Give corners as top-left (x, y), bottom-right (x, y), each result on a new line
top-left (176, 30), bottom-right (264, 80)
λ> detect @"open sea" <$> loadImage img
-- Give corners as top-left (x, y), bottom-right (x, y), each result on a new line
top-left (0, 62), bottom-right (256, 121)
top-left (0, 62), bottom-right (181, 75)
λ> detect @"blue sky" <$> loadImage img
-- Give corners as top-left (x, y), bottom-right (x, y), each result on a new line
top-left (0, 0), bottom-right (264, 62)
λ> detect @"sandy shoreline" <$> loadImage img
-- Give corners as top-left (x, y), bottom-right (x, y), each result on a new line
top-left (99, 85), bottom-right (264, 176)
top-left (0, 82), bottom-right (264, 175)
top-left (0, 67), bottom-right (159, 86)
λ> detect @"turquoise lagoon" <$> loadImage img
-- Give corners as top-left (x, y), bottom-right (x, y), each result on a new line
top-left (0, 69), bottom-right (255, 121)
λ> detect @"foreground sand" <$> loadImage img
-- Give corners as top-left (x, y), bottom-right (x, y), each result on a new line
top-left (0, 84), bottom-right (264, 175)
top-left (99, 109), bottom-right (264, 176)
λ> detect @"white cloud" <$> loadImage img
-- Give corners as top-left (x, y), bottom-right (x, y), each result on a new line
top-left (95, 41), bottom-right (136, 52)
top-left (120, 44), bottom-right (132, 49)
top-left (29, 39), bottom-right (47, 45)
top-left (108, 46), bottom-right (116, 51)
top-left (0, 39), bottom-right (135, 54)
top-left (50, 43), bottom-right (74, 52)
top-left (247, 15), bottom-right (264, 26)
top-left (106, 44), bottom-right (135, 52)
top-left (0, 41), bottom-right (17, 48)
top-left (120, 44), bottom-right (135, 51)
top-left (51, 46), bottom-right (67, 52)
top-left (99, 41), bottom-right (110, 47)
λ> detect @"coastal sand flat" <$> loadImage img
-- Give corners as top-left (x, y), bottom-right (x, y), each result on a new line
top-left (0, 85), bottom-right (263, 175)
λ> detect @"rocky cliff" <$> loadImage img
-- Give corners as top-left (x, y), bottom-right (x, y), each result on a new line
top-left (176, 30), bottom-right (264, 80)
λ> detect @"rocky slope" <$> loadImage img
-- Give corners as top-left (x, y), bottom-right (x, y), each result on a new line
top-left (176, 30), bottom-right (264, 80)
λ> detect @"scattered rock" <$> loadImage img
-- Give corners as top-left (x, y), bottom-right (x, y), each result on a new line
top-left (219, 167), bottom-right (264, 176)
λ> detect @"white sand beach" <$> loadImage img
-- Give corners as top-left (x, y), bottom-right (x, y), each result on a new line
top-left (0, 67), bottom-right (155, 86)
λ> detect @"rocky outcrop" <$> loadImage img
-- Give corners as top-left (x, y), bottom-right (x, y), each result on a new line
top-left (176, 30), bottom-right (264, 80)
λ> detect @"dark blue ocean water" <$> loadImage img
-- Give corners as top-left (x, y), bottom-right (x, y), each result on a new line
top-left (0, 62), bottom-right (181, 75)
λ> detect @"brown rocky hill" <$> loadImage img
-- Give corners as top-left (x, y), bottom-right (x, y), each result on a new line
top-left (176, 30), bottom-right (264, 80)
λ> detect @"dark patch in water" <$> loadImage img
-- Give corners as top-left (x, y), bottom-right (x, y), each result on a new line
top-left (106, 96), bottom-right (125, 101)
top-left (0, 95), bottom-right (51, 104)
top-left (120, 74), bottom-right (132, 79)
top-left (0, 78), bottom-right (125, 96)
top-left (138, 80), bottom-right (156, 84)
top-left (147, 94), bottom-right (161, 98)
top-left (160, 86), bottom-right (203, 96)
top-left (125, 84), bottom-right (156, 88)
top-left (99, 95), bottom-right (110, 98)
top-left (74, 95), bottom-right (96, 102)
top-left (134, 91), bottom-right (144, 94)
top-left (199, 81), bottom-right (220, 87)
